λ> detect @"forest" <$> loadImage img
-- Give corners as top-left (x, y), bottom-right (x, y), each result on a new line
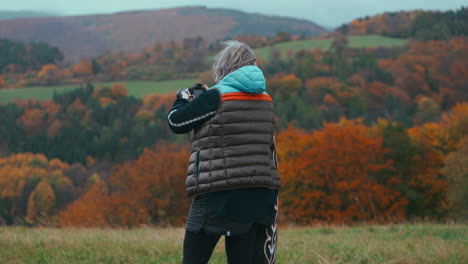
top-left (337, 6), bottom-right (468, 40)
top-left (0, 8), bottom-right (467, 227)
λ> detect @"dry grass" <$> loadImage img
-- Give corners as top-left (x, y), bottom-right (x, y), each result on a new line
top-left (0, 224), bottom-right (466, 263)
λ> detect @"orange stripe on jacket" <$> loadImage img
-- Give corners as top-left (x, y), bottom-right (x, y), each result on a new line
top-left (222, 92), bottom-right (272, 102)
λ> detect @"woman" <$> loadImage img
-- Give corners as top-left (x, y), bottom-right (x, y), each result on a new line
top-left (167, 40), bottom-right (280, 264)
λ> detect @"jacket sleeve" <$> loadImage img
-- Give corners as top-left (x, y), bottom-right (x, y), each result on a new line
top-left (167, 88), bottom-right (221, 134)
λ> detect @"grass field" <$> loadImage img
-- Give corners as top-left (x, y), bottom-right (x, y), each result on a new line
top-left (0, 224), bottom-right (466, 264)
top-left (0, 79), bottom-right (196, 104)
top-left (255, 35), bottom-right (407, 60)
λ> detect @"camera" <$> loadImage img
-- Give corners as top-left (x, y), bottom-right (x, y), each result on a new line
top-left (188, 83), bottom-right (206, 98)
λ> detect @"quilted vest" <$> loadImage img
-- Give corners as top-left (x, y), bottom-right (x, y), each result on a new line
top-left (185, 66), bottom-right (281, 197)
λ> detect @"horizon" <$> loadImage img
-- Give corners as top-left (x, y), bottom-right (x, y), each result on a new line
top-left (1, 1), bottom-right (466, 28)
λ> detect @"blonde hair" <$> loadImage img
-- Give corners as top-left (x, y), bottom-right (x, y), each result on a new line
top-left (212, 40), bottom-right (257, 83)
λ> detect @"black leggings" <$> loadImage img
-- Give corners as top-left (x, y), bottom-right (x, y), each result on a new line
top-left (183, 223), bottom-right (278, 264)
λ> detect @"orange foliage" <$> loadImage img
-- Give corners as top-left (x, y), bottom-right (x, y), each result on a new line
top-left (0, 75), bottom-right (5, 88)
top-left (60, 68), bottom-right (74, 79)
top-left (37, 64), bottom-right (60, 85)
top-left (47, 120), bottom-right (65, 138)
top-left (58, 182), bottom-right (111, 227)
top-left (99, 97), bottom-right (113, 107)
top-left (380, 37), bottom-right (468, 105)
top-left (268, 73), bottom-right (302, 97)
top-left (407, 140), bottom-right (448, 216)
top-left (19, 101), bottom-right (60, 136)
top-left (343, 11), bottom-right (421, 35)
top-left (58, 144), bottom-right (189, 227)
top-left (277, 120), bottom-right (406, 224)
top-left (411, 103), bottom-right (468, 154)
top-left (110, 83), bottom-right (128, 100)
top-left (73, 59), bottom-right (93, 77)
top-left (137, 93), bottom-right (175, 119)
top-left (323, 94), bottom-right (338, 104)
top-left (305, 77), bottom-right (342, 104)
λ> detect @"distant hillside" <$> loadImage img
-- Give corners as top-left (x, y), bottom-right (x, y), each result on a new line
top-left (0, 6), bottom-right (326, 60)
top-left (0, 10), bottom-right (58, 20)
top-left (336, 7), bottom-right (467, 40)
top-left (336, 10), bottom-right (423, 36)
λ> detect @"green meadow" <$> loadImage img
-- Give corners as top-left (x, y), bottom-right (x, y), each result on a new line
top-left (0, 224), bottom-right (466, 264)
top-left (0, 79), bottom-right (196, 104)
top-left (255, 35), bottom-right (407, 60)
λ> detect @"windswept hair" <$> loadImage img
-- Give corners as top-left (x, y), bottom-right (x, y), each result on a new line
top-left (212, 40), bottom-right (257, 83)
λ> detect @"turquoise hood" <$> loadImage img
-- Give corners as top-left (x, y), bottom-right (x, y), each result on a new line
top-left (213, 65), bottom-right (266, 94)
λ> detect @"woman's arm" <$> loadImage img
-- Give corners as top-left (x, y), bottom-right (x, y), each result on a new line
top-left (167, 88), bottom-right (221, 134)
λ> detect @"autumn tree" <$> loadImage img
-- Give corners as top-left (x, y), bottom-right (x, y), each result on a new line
top-left (58, 181), bottom-right (111, 227)
top-left (19, 101), bottom-right (60, 137)
top-left (110, 83), bottom-right (128, 100)
top-left (442, 137), bottom-right (468, 219)
top-left (373, 121), bottom-right (447, 218)
top-left (380, 37), bottom-right (468, 108)
top-left (414, 96), bottom-right (440, 125)
top-left (73, 59), bottom-right (93, 78)
top-left (26, 181), bottom-right (56, 225)
top-left (37, 64), bottom-right (60, 85)
top-left (58, 144), bottom-right (189, 227)
top-left (413, 103), bottom-right (468, 154)
top-left (0, 75), bottom-right (6, 88)
top-left (277, 120), bottom-right (406, 224)
top-left (0, 153), bottom-right (72, 225)
top-left (268, 73), bottom-right (302, 98)
top-left (305, 77), bottom-right (343, 105)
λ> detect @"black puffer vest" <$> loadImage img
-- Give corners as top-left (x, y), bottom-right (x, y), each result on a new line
top-left (185, 90), bottom-right (281, 197)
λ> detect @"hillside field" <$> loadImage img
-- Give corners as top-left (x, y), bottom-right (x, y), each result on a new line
top-left (0, 35), bottom-right (408, 103)
top-left (0, 79), bottom-right (196, 103)
top-left (255, 35), bottom-right (407, 60)
top-left (0, 224), bottom-right (466, 263)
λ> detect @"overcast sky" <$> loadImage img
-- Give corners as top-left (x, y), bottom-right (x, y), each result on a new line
top-left (3, 0), bottom-right (466, 27)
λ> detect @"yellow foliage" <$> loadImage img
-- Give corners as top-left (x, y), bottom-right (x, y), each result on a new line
top-left (26, 181), bottom-right (56, 224)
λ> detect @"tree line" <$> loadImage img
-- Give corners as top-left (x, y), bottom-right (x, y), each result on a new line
top-left (1, 101), bottom-right (466, 226)
top-left (337, 6), bottom-right (467, 41)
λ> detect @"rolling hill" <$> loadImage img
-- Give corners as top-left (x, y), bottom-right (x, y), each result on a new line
top-left (0, 6), bottom-right (326, 60)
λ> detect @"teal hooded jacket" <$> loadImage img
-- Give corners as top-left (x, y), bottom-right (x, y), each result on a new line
top-left (212, 65), bottom-right (268, 95)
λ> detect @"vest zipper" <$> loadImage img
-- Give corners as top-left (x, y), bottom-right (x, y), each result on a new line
top-left (195, 150), bottom-right (201, 177)
top-left (272, 135), bottom-right (278, 169)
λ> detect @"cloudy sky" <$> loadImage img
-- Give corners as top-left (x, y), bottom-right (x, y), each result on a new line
top-left (3, 0), bottom-right (466, 27)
